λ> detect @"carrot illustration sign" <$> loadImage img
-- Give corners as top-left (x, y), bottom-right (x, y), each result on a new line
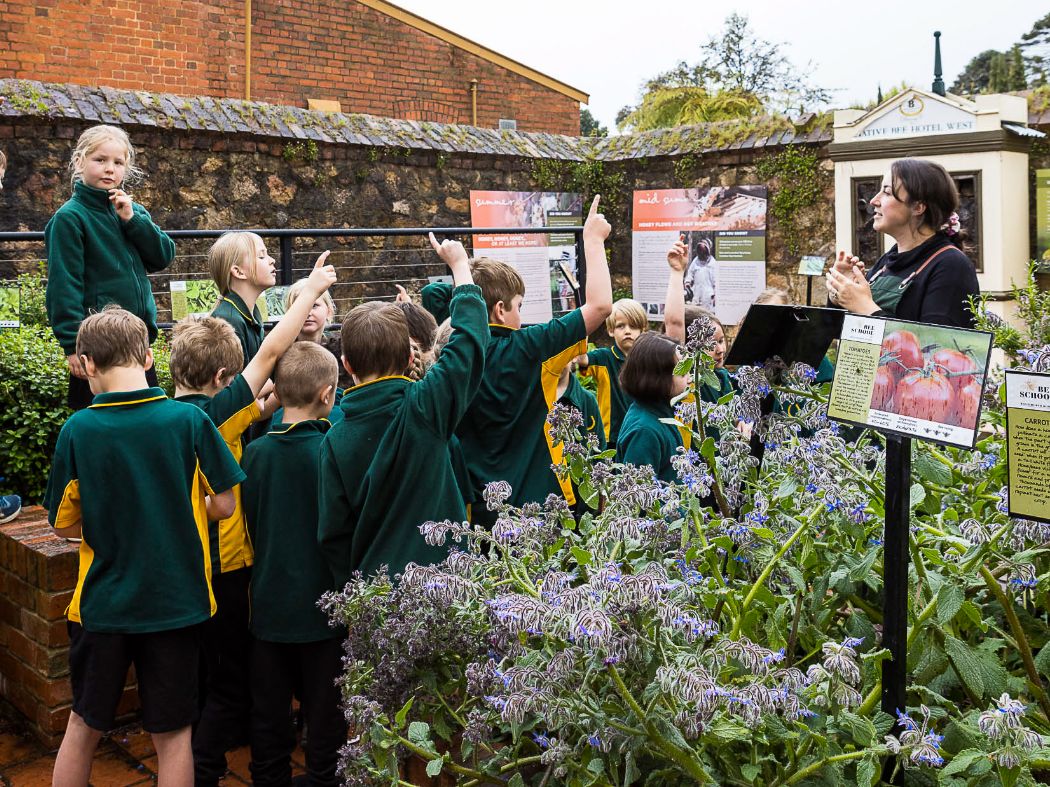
top-left (827, 314), bottom-right (992, 449)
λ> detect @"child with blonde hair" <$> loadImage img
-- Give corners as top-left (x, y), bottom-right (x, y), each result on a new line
top-left (577, 240), bottom-right (687, 446)
top-left (209, 231), bottom-right (276, 367)
top-left (45, 124), bottom-right (175, 409)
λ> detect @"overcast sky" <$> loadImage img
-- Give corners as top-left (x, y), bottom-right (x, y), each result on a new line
top-left (394, 0), bottom-right (1038, 131)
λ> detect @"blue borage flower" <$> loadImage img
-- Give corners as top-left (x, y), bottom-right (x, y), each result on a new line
top-left (884, 705), bottom-right (945, 768)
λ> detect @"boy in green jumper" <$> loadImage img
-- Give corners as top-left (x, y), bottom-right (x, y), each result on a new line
top-left (319, 234), bottom-right (488, 585)
top-left (454, 196), bottom-right (613, 514)
top-left (242, 342), bottom-right (345, 787)
top-left (171, 254), bottom-right (337, 786)
top-left (44, 307), bottom-right (245, 787)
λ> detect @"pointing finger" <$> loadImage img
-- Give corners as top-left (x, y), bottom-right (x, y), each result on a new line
top-left (314, 250), bottom-right (331, 268)
top-left (587, 195), bottom-right (601, 217)
top-left (428, 231), bottom-right (442, 253)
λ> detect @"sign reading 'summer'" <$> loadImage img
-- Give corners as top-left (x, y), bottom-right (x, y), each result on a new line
top-left (470, 191), bottom-right (583, 324)
top-left (631, 187), bottom-right (767, 325)
top-left (827, 314), bottom-right (992, 449)
top-left (1006, 370), bottom-right (1050, 523)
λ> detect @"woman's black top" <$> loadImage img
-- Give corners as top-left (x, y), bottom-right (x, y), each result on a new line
top-left (867, 233), bottom-right (979, 328)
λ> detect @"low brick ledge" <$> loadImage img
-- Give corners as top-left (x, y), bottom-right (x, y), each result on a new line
top-left (0, 508), bottom-right (137, 748)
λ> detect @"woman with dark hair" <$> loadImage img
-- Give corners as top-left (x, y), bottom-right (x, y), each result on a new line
top-left (615, 332), bottom-right (688, 482)
top-left (826, 159), bottom-right (979, 328)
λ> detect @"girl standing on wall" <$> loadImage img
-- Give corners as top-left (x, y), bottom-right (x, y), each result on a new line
top-left (45, 125), bottom-right (176, 409)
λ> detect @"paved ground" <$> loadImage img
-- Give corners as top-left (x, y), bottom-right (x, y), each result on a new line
top-left (0, 710), bottom-right (308, 786)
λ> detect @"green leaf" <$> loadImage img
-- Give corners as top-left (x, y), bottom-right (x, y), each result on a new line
top-left (914, 451), bottom-right (953, 486)
top-left (910, 483), bottom-right (927, 509)
top-left (587, 757), bottom-right (606, 775)
top-left (941, 748), bottom-right (990, 777)
top-left (839, 711), bottom-right (876, 746)
top-left (393, 696), bottom-right (414, 730)
top-left (999, 765), bottom-right (1021, 787)
top-left (407, 720), bottom-right (431, 745)
top-left (857, 755), bottom-right (878, 786)
top-left (741, 763), bottom-right (762, 782)
top-left (426, 758), bottom-right (444, 777)
top-left (674, 356), bottom-right (694, 376)
top-left (777, 477), bottom-right (799, 499)
top-left (752, 527), bottom-right (776, 540)
top-left (935, 583), bottom-right (965, 626)
top-left (700, 435), bottom-right (716, 461)
top-left (1034, 642), bottom-right (1050, 677)
top-left (571, 546), bottom-right (593, 566)
top-left (944, 635), bottom-right (986, 699)
top-left (623, 752), bottom-right (641, 786)
top-left (848, 549), bottom-right (879, 581)
top-left (702, 370), bottom-right (722, 389)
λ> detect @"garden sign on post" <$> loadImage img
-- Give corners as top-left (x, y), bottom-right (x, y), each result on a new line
top-left (826, 314), bottom-right (993, 781)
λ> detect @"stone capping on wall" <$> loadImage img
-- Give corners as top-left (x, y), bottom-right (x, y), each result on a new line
top-left (0, 79), bottom-right (834, 162)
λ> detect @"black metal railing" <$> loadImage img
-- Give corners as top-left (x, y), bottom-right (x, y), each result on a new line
top-left (0, 225), bottom-right (586, 326)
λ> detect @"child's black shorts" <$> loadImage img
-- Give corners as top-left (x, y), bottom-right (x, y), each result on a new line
top-left (68, 621), bottom-right (202, 733)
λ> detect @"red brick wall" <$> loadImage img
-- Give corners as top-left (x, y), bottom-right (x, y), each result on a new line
top-left (0, 0), bottom-right (581, 135)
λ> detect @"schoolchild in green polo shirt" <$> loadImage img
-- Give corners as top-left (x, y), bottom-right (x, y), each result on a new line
top-left (616, 332), bottom-right (690, 484)
top-left (318, 234), bottom-right (488, 585)
top-left (241, 342), bottom-right (345, 787)
top-left (208, 231), bottom-right (275, 367)
top-left (577, 299), bottom-right (643, 447)
top-left (171, 253), bottom-right (337, 787)
top-left (44, 307), bottom-right (244, 787)
top-left (578, 247), bottom-right (687, 447)
top-left (453, 196), bottom-right (614, 516)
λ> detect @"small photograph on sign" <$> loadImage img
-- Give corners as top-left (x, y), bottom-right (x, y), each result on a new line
top-left (828, 314), bottom-right (992, 449)
top-left (798, 256), bottom-right (826, 276)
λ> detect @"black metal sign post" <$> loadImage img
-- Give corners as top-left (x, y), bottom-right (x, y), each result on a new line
top-left (881, 434), bottom-right (911, 785)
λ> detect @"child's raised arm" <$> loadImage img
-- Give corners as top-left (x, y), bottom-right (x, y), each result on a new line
top-left (580, 196), bottom-right (613, 335)
top-left (241, 251), bottom-right (337, 396)
top-left (427, 233), bottom-right (474, 288)
top-left (664, 237), bottom-right (688, 343)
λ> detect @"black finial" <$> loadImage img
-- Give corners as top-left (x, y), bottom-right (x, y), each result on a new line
top-left (932, 31), bottom-right (946, 96)
top-left (877, 84), bottom-right (884, 104)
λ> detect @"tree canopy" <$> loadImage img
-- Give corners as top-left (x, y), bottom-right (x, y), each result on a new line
top-left (617, 13), bottom-right (830, 132)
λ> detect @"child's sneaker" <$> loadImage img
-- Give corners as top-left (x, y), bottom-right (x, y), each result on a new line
top-left (0, 495), bottom-right (21, 524)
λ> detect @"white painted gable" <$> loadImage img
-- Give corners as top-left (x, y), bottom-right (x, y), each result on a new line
top-left (851, 89), bottom-right (977, 141)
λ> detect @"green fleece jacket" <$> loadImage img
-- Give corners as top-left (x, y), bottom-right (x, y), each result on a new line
top-left (45, 181), bottom-right (175, 354)
top-left (318, 284), bottom-right (488, 585)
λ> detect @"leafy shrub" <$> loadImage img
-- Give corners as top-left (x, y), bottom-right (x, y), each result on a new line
top-left (325, 298), bottom-right (1050, 785)
top-left (0, 267), bottom-right (173, 502)
top-left (0, 269), bottom-right (71, 502)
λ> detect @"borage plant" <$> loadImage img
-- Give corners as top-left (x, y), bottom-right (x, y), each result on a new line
top-left (324, 308), bottom-right (1050, 786)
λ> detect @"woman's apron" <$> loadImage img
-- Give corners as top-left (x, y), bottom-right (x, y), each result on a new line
top-left (866, 245), bottom-right (953, 317)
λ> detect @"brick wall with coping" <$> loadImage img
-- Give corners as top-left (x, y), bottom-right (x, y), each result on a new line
top-left (0, 508), bottom-right (139, 748)
top-left (0, 0), bottom-right (581, 135)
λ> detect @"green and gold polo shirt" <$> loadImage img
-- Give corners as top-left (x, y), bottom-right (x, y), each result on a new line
top-left (580, 344), bottom-right (631, 447)
top-left (44, 388), bottom-right (245, 633)
top-left (212, 291), bottom-right (264, 367)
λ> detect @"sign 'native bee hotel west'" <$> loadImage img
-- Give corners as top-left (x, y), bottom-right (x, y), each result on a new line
top-left (855, 93), bottom-right (977, 140)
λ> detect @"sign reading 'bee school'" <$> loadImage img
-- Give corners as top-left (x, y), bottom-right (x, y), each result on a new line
top-left (827, 314), bottom-right (993, 449)
top-left (1005, 370), bottom-right (1050, 523)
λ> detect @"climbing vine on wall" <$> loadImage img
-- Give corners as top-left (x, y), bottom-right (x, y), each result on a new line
top-left (756, 145), bottom-right (825, 256)
top-left (530, 157), bottom-right (628, 216)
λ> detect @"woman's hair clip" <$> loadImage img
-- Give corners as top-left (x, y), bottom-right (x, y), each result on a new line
top-left (941, 212), bottom-right (961, 237)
